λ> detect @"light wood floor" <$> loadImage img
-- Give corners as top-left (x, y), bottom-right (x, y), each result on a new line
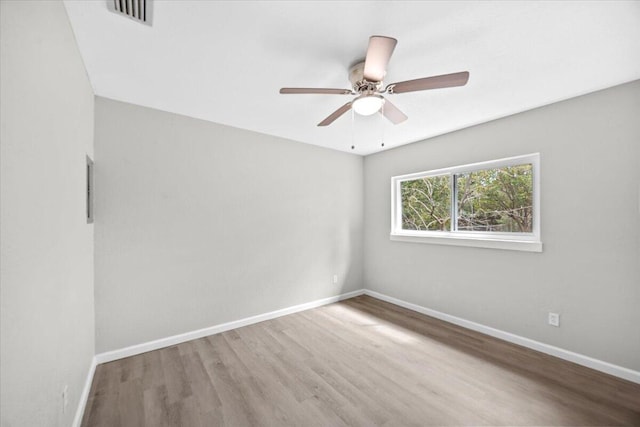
top-left (82, 295), bottom-right (640, 426)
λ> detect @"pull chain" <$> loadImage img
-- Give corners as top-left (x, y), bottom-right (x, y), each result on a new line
top-left (350, 107), bottom-right (355, 150)
top-left (380, 101), bottom-right (385, 148)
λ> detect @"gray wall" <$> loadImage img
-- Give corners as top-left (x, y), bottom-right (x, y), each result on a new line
top-left (364, 80), bottom-right (640, 371)
top-left (0, 1), bottom-right (95, 426)
top-left (94, 97), bottom-right (363, 353)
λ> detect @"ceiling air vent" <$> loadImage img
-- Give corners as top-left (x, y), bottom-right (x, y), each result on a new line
top-left (107, 0), bottom-right (152, 26)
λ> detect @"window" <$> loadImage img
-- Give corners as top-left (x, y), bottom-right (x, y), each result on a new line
top-left (391, 154), bottom-right (541, 252)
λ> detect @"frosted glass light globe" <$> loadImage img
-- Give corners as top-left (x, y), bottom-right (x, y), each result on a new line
top-left (352, 95), bottom-right (384, 116)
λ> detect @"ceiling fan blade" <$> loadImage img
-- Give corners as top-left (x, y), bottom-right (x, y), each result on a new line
top-left (280, 88), bottom-right (353, 95)
top-left (363, 36), bottom-right (397, 82)
top-left (317, 102), bottom-right (352, 127)
top-left (381, 98), bottom-right (408, 125)
top-left (387, 71), bottom-right (470, 94)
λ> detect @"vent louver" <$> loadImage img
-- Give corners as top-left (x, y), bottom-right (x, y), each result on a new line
top-left (107, 0), bottom-right (152, 25)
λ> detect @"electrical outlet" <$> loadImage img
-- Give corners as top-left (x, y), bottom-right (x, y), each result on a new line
top-left (62, 385), bottom-right (69, 414)
top-left (332, 275), bottom-right (338, 284)
top-left (548, 312), bottom-right (560, 327)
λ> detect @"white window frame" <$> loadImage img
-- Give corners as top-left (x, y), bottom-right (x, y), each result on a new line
top-left (390, 153), bottom-right (542, 252)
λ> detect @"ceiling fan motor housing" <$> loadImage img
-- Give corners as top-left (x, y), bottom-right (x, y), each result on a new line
top-left (349, 61), bottom-right (382, 93)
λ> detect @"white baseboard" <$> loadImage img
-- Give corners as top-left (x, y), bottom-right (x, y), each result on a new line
top-left (95, 289), bottom-right (364, 365)
top-left (91, 287), bottom-right (639, 386)
top-left (363, 289), bottom-right (640, 384)
top-left (72, 356), bottom-right (97, 427)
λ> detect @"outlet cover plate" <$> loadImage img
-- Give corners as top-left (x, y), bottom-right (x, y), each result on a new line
top-left (548, 312), bottom-right (560, 327)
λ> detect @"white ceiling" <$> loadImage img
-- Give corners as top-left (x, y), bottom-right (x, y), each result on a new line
top-left (64, 1), bottom-right (640, 155)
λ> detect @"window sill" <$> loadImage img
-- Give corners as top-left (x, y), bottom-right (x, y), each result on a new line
top-left (390, 233), bottom-right (543, 252)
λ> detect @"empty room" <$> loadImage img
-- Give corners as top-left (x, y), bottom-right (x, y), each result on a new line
top-left (2, 1), bottom-right (640, 426)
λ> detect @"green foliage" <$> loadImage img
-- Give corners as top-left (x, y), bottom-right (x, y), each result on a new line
top-left (457, 164), bottom-right (533, 233)
top-left (401, 175), bottom-right (451, 231)
top-left (401, 164), bottom-right (533, 233)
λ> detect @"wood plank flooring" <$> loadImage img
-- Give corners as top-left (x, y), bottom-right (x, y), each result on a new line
top-left (82, 295), bottom-right (640, 426)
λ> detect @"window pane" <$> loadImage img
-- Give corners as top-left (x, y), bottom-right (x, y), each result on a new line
top-left (456, 164), bottom-right (533, 233)
top-left (401, 175), bottom-right (451, 231)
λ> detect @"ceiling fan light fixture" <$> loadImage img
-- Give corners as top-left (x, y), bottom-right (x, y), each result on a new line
top-left (352, 94), bottom-right (384, 116)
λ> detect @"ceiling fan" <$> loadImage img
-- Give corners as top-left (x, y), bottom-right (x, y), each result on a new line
top-left (280, 36), bottom-right (469, 127)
